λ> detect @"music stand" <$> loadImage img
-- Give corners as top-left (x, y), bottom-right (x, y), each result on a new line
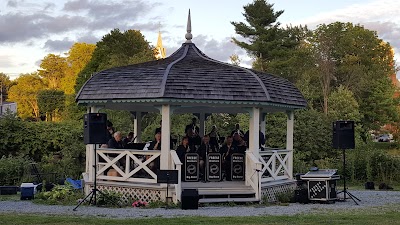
top-left (157, 170), bottom-right (178, 209)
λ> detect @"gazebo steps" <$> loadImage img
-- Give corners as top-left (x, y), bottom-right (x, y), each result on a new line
top-left (180, 181), bottom-right (257, 203)
top-left (199, 197), bottom-right (258, 203)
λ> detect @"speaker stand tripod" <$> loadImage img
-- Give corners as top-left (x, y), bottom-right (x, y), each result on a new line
top-left (337, 148), bottom-right (361, 205)
top-left (73, 144), bottom-right (119, 211)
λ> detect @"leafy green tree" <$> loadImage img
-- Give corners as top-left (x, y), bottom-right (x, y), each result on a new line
top-left (61, 43), bottom-right (96, 95)
top-left (38, 54), bottom-right (67, 89)
top-left (37, 90), bottom-right (66, 121)
top-left (360, 78), bottom-right (399, 131)
top-left (328, 86), bottom-right (361, 122)
top-left (0, 73), bottom-right (15, 103)
top-left (75, 29), bottom-right (155, 92)
top-left (7, 73), bottom-right (46, 119)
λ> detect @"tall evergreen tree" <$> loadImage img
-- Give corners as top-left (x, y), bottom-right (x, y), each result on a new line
top-left (231, 0), bottom-right (298, 72)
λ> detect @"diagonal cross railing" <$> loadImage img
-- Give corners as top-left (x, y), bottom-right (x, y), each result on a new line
top-left (259, 149), bottom-right (292, 182)
top-left (96, 148), bottom-right (161, 184)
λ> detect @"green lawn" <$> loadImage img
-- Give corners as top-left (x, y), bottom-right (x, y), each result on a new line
top-left (1, 205), bottom-right (400, 225)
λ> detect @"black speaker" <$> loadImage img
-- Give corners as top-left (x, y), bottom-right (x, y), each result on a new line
top-left (332, 120), bottom-right (355, 149)
top-left (181, 189), bottom-right (199, 210)
top-left (84, 113), bottom-right (108, 144)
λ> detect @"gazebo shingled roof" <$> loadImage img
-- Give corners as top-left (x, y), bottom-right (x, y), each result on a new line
top-left (76, 42), bottom-right (306, 108)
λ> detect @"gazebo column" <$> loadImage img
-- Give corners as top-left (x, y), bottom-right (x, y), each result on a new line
top-left (199, 112), bottom-right (206, 136)
top-left (248, 107), bottom-right (260, 156)
top-left (160, 105), bottom-right (171, 170)
top-left (286, 110), bottom-right (294, 179)
top-left (132, 112), bottom-right (143, 143)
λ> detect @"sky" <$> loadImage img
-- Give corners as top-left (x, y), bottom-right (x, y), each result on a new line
top-left (1, 0), bottom-right (399, 80)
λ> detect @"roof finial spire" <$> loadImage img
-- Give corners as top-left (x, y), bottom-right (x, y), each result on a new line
top-left (185, 9), bottom-right (192, 43)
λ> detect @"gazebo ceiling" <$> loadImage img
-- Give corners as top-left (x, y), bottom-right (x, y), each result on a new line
top-left (76, 12), bottom-right (307, 110)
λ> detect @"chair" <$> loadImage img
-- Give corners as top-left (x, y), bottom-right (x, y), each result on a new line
top-left (66, 178), bottom-right (83, 190)
top-left (29, 163), bottom-right (57, 184)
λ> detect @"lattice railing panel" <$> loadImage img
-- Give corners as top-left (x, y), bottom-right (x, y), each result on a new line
top-left (261, 182), bottom-right (296, 202)
top-left (94, 185), bottom-right (162, 205)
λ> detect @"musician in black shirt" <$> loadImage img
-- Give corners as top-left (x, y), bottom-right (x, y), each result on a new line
top-left (220, 136), bottom-right (237, 181)
top-left (197, 135), bottom-right (217, 180)
top-left (185, 118), bottom-right (201, 150)
top-left (176, 136), bottom-right (191, 164)
top-left (208, 125), bottom-right (220, 150)
top-left (230, 123), bottom-right (245, 138)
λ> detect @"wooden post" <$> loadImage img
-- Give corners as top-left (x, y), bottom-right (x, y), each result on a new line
top-left (199, 112), bottom-right (206, 137)
top-left (249, 107), bottom-right (260, 157)
top-left (160, 105), bottom-right (171, 170)
top-left (286, 110), bottom-right (294, 179)
top-left (133, 112), bottom-right (143, 143)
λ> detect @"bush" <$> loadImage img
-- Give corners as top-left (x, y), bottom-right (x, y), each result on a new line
top-left (35, 184), bottom-right (83, 205)
top-left (97, 190), bottom-right (122, 207)
top-left (0, 155), bottom-right (32, 186)
top-left (0, 117), bottom-right (85, 179)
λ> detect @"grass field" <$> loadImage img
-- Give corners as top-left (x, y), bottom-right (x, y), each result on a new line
top-left (1, 205), bottom-right (400, 225)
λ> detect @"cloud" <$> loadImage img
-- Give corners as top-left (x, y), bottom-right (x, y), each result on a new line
top-left (6, 0), bottom-right (18, 8)
top-left (77, 34), bottom-right (99, 44)
top-left (44, 38), bottom-right (74, 52)
top-left (192, 35), bottom-right (247, 63)
top-left (0, 55), bottom-right (15, 67)
top-left (0, 0), bottom-right (161, 44)
top-left (0, 13), bottom-right (88, 43)
top-left (63, 0), bottom-right (159, 31)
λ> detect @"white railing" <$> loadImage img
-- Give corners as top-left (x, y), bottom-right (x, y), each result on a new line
top-left (245, 151), bottom-right (262, 200)
top-left (170, 150), bottom-right (182, 202)
top-left (259, 148), bottom-right (292, 182)
top-left (95, 148), bottom-right (161, 184)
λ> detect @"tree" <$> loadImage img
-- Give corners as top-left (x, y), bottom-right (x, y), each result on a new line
top-left (312, 24), bottom-right (337, 115)
top-left (0, 73), bottom-right (15, 103)
top-left (37, 89), bottom-right (66, 121)
top-left (75, 29), bottom-right (155, 92)
top-left (38, 54), bottom-right (67, 89)
top-left (61, 43), bottom-right (96, 95)
top-left (7, 73), bottom-right (46, 119)
top-left (328, 86), bottom-right (361, 122)
top-left (231, 0), bottom-right (298, 72)
top-left (230, 54), bottom-right (241, 66)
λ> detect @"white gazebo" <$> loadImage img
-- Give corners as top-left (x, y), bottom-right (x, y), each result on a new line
top-left (76, 11), bottom-right (306, 204)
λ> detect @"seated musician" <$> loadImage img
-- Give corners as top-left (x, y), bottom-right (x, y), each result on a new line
top-left (197, 135), bottom-right (216, 180)
top-left (185, 118), bottom-right (201, 150)
top-left (147, 132), bottom-right (161, 173)
top-left (208, 125), bottom-right (220, 151)
top-left (220, 136), bottom-right (238, 181)
top-left (123, 132), bottom-right (134, 149)
top-left (106, 131), bottom-right (124, 174)
top-left (107, 131), bottom-right (124, 149)
top-left (233, 133), bottom-right (247, 154)
top-left (176, 136), bottom-right (191, 163)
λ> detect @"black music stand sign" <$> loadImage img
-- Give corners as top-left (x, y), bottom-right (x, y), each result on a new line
top-left (185, 153), bottom-right (199, 182)
top-left (157, 170), bottom-right (178, 208)
top-left (207, 153), bottom-right (221, 181)
top-left (231, 153), bottom-right (245, 181)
